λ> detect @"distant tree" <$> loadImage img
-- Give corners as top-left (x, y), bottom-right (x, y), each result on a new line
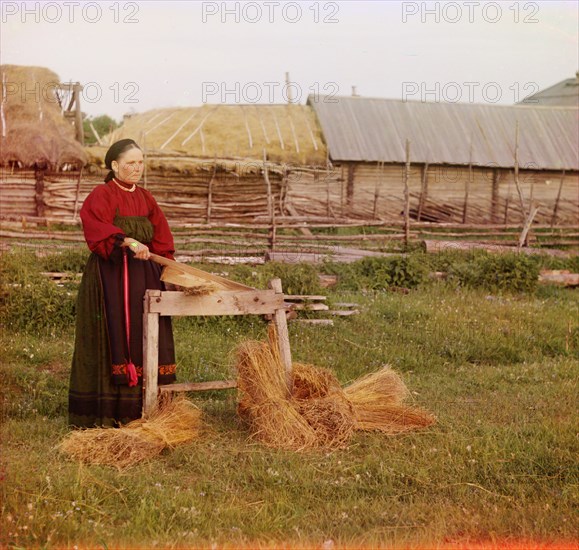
top-left (83, 114), bottom-right (120, 145)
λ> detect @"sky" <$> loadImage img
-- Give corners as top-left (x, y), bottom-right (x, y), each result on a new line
top-left (1, 0), bottom-right (578, 120)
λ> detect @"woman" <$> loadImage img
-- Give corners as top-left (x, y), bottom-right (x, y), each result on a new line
top-left (68, 139), bottom-right (176, 428)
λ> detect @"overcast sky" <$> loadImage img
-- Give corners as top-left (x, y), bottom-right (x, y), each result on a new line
top-left (1, 0), bottom-right (577, 120)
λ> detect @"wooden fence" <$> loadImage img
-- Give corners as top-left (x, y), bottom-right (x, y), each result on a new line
top-left (1, 161), bottom-right (577, 227)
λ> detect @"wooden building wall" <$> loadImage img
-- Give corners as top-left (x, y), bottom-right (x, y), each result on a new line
top-left (287, 162), bottom-right (579, 225)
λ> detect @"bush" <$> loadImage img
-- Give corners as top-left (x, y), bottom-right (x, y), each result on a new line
top-left (322, 254), bottom-right (429, 291)
top-left (448, 252), bottom-right (540, 293)
top-left (0, 251), bottom-right (77, 333)
top-left (37, 247), bottom-right (89, 273)
top-left (260, 261), bottom-right (321, 295)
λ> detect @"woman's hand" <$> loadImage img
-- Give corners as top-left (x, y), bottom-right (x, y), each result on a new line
top-left (122, 238), bottom-right (151, 261)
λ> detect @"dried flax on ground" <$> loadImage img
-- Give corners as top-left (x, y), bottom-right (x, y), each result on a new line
top-left (235, 326), bottom-right (435, 451)
top-left (59, 397), bottom-right (202, 469)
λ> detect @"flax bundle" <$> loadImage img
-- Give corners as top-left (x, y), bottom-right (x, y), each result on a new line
top-left (59, 396), bottom-right (202, 469)
top-left (344, 367), bottom-right (436, 434)
top-left (235, 326), bottom-right (434, 451)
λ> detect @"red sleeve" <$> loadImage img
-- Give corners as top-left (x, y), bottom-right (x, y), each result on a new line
top-left (143, 189), bottom-right (175, 260)
top-left (80, 185), bottom-right (126, 259)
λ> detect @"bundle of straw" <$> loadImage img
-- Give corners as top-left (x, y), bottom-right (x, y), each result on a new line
top-left (236, 328), bottom-right (354, 451)
top-left (344, 367), bottom-right (436, 433)
top-left (291, 362), bottom-right (355, 448)
top-left (59, 397), bottom-right (202, 469)
top-left (292, 362), bottom-right (342, 400)
top-left (236, 332), bottom-right (319, 450)
top-left (235, 328), bottom-right (435, 450)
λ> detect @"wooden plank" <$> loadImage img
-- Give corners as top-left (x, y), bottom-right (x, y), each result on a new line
top-left (538, 270), bottom-right (579, 287)
top-left (293, 319), bottom-right (334, 326)
top-left (327, 310), bottom-right (359, 316)
top-left (148, 289), bottom-right (286, 316)
top-left (423, 239), bottom-right (571, 258)
top-left (266, 251), bottom-right (398, 264)
top-left (319, 274), bottom-right (338, 288)
top-left (268, 278), bottom-right (293, 394)
top-left (284, 295), bottom-right (327, 301)
top-left (159, 380), bottom-right (237, 394)
top-left (288, 303), bottom-right (329, 311)
top-left (142, 290), bottom-right (161, 416)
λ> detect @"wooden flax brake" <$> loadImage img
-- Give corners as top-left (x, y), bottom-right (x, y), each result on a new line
top-left (142, 258), bottom-right (293, 416)
top-left (149, 252), bottom-right (252, 291)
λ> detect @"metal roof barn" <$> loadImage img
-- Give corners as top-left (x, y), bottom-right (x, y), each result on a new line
top-left (307, 95), bottom-right (579, 171)
top-left (521, 73), bottom-right (579, 108)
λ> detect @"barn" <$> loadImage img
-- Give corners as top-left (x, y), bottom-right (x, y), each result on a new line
top-left (306, 94), bottom-right (579, 225)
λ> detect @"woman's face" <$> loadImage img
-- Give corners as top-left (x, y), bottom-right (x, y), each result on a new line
top-left (112, 147), bottom-right (144, 183)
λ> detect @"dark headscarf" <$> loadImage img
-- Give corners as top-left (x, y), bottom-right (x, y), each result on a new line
top-left (104, 139), bottom-right (141, 182)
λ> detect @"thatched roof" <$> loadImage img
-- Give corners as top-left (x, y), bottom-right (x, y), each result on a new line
top-left (102, 104), bottom-right (327, 166)
top-left (85, 147), bottom-right (292, 177)
top-left (0, 64), bottom-right (87, 168)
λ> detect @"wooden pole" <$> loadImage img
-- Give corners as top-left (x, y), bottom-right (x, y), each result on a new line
top-left (403, 140), bottom-right (411, 247)
top-left (72, 166), bottom-right (84, 221)
top-left (326, 168), bottom-right (332, 217)
top-left (373, 161), bottom-right (382, 220)
top-left (518, 203), bottom-right (540, 249)
top-left (73, 82), bottom-right (84, 145)
top-left (264, 149), bottom-right (275, 252)
top-left (513, 121), bottom-right (526, 218)
top-left (340, 165), bottom-right (345, 216)
top-left (267, 277), bottom-right (293, 394)
top-left (418, 162), bottom-right (428, 222)
top-left (89, 122), bottom-right (103, 146)
top-left (34, 164), bottom-right (46, 222)
top-left (346, 163), bottom-right (356, 214)
top-left (206, 158), bottom-right (216, 224)
top-left (280, 164), bottom-right (288, 214)
top-left (463, 142), bottom-right (473, 223)
top-left (141, 132), bottom-right (148, 189)
top-left (504, 176), bottom-right (512, 225)
top-left (142, 290), bottom-right (160, 416)
top-left (491, 169), bottom-right (501, 223)
top-left (551, 170), bottom-right (566, 227)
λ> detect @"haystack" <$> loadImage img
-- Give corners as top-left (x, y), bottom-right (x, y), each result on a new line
top-left (235, 326), bottom-right (435, 451)
top-left (0, 64), bottom-right (86, 168)
top-left (59, 396), bottom-right (202, 469)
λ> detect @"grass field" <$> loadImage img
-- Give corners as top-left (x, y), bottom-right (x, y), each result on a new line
top-left (1, 251), bottom-right (578, 549)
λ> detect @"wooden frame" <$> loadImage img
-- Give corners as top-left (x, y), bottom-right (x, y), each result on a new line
top-left (142, 278), bottom-right (292, 416)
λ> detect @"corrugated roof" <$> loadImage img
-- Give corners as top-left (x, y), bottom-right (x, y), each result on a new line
top-left (307, 95), bottom-right (578, 170)
top-left (520, 74), bottom-right (579, 107)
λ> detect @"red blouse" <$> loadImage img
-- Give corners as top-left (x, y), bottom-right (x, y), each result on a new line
top-left (80, 179), bottom-right (175, 260)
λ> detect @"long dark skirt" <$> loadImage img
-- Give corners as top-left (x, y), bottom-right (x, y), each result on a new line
top-left (68, 252), bottom-right (176, 428)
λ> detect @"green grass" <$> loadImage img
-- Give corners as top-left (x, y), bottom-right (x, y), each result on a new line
top-left (1, 283), bottom-right (578, 548)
